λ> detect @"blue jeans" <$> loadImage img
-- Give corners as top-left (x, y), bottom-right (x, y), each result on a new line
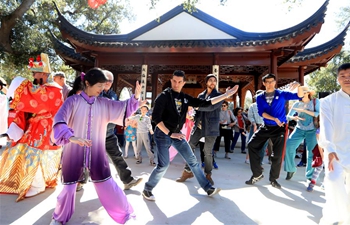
top-left (231, 128), bottom-right (246, 151)
top-left (144, 127), bottom-right (212, 192)
top-left (284, 128), bottom-right (317, 179)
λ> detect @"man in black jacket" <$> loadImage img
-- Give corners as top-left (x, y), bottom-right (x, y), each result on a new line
top-left (101, 70), bottom-right (142, 190)
top-left (142, 70), bottom-right (238, 201)
top-left (176, 74), bottom-right (222, 185)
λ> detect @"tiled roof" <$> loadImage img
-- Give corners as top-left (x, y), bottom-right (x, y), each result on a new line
top-left (288, 21), bottom-right (350, 63)
top-left (54, 1), bottom-right (328, 49)
top-left (49, 30), bottom-right (94, 66)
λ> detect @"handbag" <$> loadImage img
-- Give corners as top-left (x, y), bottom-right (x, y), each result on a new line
top-left (313, 98), bottom-right (320, 129)
top-left (311, 144), bottom-right (322, 167)
top-left (243, 114), bottom-right (251, 126)
top-left (288, 120), bottom-right (297, 130)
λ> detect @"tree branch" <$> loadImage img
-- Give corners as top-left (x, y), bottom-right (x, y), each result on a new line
top-left (0, 0), bottom-right (36, 53)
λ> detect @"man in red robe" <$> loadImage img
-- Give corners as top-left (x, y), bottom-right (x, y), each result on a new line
top-left (0, 53), bottom-right (63, 201)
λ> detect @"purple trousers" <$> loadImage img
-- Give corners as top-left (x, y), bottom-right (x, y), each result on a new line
top-left (52, 178), bottom-right (134, 224)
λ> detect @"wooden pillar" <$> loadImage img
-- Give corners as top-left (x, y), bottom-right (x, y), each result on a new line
top-left (212, 65), bottom-right (219, 90)
top-left (141, 64), bottom-right (148, 100)
top-left (270, 50), bottom-right (279, 83)
top-left (240, 89), bottom-right (245, 108)
top-left (254, 73), bottom-right (259, 92)
top-left (233, 93), bottom-right (237, 108)
top-left (151, 72), bottom-right (158, 106)
top-left (93, 54), bottom-right (99, 67)
top-left (298, 66), bottom-right (305, 85)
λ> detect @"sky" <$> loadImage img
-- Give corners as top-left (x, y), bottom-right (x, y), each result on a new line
top-left (119, 0), bottom-right (349, 49)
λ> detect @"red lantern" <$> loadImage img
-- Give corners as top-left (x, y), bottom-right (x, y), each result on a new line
top-left (88, 0), bottom-right (100, 9)
top-left (96, 0), bottom-right (107, 4)
top-left (36, 55), bottom-right (41, 62)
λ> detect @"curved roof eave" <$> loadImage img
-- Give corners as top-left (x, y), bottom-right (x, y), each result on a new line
top-left (49, 30), bottom-right (95, 66)
top-left (54, 0), bottom-right (327, 47)
top-left (287, 21), bottom-right (349, 63)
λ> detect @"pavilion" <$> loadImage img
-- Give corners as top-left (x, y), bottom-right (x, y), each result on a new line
top-left (52, 0), bottom-right (349, 106)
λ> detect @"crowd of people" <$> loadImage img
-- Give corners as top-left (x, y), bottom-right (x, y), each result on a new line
top-left (0, 55), bottom-right (349, 224)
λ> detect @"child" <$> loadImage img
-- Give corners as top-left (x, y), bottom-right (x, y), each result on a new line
top-left (129, 106), bottom-right (155, 165)
top-left (124, 117), bottom-right (137, 159)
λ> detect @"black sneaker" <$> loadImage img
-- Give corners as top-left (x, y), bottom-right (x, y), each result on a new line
top-left (142, 190), bottom-right (155, 201)
top-left (207, 187), bottom-right (221, 197)
top-left (245, 174), bottom-right (264, 185)
top-left (285, 172), bottom-right (295, 180)
top-left (270, 180), bottom-right (282, 189)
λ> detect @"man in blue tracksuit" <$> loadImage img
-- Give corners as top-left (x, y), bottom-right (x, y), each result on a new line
top-left (245, 74), bottom-right (304, 189)
top-left (176, 74), bottom-right (222, 185)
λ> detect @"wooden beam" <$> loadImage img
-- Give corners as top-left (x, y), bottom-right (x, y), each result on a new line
top-left (119, 77), bottom-right (134, 87)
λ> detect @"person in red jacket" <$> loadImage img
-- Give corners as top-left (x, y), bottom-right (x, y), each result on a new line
top-left (0, 53), bottom-right (63, 201)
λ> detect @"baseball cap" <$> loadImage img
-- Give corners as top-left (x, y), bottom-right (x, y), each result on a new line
top-left (205, 74), bottom-right (217, 83)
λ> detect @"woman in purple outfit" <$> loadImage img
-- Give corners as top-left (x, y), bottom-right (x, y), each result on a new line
top-left (50, 68), bottom-right (145, 225)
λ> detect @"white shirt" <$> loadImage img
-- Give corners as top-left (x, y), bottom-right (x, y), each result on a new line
top-left (319, 89), bottom-right (350, 168)
top-left (248, 103), bottom-right (264, 125)
top-left (0, 94), bottom-right (8, 145)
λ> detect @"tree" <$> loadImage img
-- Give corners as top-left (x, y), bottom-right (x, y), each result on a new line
top-left (307, 50), bottom-right (350, 93)
top-left (0, 0), bottom-right (135, 80)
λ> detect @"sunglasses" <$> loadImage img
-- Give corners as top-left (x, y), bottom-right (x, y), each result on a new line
top-left (222, 105), bottom-right (227, 107)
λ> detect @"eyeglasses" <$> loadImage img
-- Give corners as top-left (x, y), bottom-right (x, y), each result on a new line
top-left (106, 80), bottom-right (113, 83)
top-left (222, 105), bottom-right (227, 107)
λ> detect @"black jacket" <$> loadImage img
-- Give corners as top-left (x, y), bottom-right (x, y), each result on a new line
top-left (193, 88), bottom-right (222, 136)
top-left (99, 89), bottom-right (119, 137)
top-left (152, 88), bottom-right (212, 133)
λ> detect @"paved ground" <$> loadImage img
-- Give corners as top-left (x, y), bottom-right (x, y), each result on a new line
top-left (0, 146), bottom-right (325, 225)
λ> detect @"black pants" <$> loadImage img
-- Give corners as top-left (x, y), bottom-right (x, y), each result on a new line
top-left (184, 128), bottom-right (216, 174)
top-left (199, 142), bottom-right (216, 164)
top-left (105, 134), bottom-right (133, 184)
top-left (248, 125), bottom-right (287, 181)
top-left (213, 128), bottom-right (233, 153)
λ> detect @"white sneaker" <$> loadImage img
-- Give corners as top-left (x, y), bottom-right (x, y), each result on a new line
top-left (245, 159), bottom-right (250, 164)
top-left (49, 219), bottom-right (62, 225)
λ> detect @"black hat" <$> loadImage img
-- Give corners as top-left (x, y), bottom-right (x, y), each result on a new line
top-left (205, 74), bottom-right (217, 83)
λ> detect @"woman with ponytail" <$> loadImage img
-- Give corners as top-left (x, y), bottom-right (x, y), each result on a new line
top-left (51, 68), bottom-right (146, 225)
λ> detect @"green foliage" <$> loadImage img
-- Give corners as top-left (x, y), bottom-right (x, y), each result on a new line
top-left (307, 51), bottom-right (350, 93)
top-left (0, 0), bottom-right (134, 81)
